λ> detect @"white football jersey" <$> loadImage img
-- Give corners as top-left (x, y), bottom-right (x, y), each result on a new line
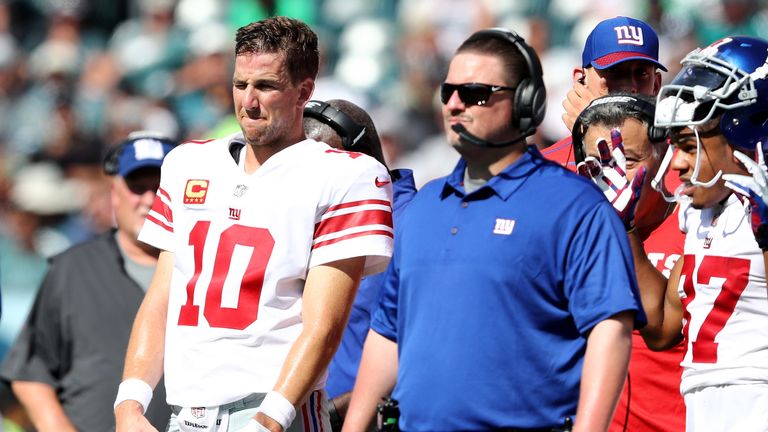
top-left (677, 194), bottom-right (768, 395)
top-left (139, 133), bottom-right (394, 407)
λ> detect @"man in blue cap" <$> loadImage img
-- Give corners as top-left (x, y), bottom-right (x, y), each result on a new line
top-left (544, 16), bottom-right (667, 170)
top-left (0, 132), bottom-right (176, 432)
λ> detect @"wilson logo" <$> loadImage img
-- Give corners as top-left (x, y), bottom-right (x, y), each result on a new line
top-left (493, 218), bottom-right (515, 235)
top-left (184, 179), bottom-right (209, 204)
top-left (613, 25), bottom-right (644, 46)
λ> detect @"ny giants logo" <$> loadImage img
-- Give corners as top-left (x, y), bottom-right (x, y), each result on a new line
top-left (191, 407), bottom-right (206, 418)
top-left (229, 208), bottom-right (241, 220)
top-left (613, 25), bottom-right (644, 46)
top-left (700, 37), bottom-right (732, 57)
top-left (493, 218), bottom-right (515, 235)
top-left (184, 179), bottom-right (209, 204)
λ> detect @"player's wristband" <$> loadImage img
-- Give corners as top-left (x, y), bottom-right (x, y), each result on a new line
top-left (113, 379), bottom-right (153, 413)
top-left (256, 391), bottom-right (296, 431)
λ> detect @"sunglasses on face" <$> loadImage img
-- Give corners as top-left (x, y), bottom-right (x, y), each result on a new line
top-left (440, 82), bottom-right (516, 106)
top-left (123, 173), bottom-right (160, 196)
top-left (126, 181), bottom-right (159, 196)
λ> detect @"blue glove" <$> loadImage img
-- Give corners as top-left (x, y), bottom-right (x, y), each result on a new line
top-left (577, 129), bottom-right (647, 232)
top-left (723, 144), bottom-right (768, 250)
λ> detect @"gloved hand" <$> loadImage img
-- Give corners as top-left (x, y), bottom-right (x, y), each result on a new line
top-left (576, 129), bottom-right (647, 232)
top-left (722, 144), bottom-right (768, 250)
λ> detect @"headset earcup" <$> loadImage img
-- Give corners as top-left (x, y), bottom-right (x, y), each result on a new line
top-left (513, 78), bottom-right (547, 134)
top-left (513, 78), bottom-right (532, 131)
top-left (647, 125), bottom-right (667, 143)
top-left (530, 83), bottom-right (546, 130)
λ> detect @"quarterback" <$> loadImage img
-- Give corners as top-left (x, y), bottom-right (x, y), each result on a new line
top-left (114, 17), bottom-right (393, 432)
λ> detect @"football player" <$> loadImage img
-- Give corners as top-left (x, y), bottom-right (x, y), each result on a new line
top-left (640, 36), bottom-right (768, 431)
top-left (114, 17), bottom-right (394, 432)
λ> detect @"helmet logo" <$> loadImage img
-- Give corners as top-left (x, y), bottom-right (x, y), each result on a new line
top-left (700, 37), bottom-right (732, 57)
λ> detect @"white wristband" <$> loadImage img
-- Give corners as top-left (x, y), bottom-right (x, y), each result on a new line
top-left (256, 391), bottom-right (296, 431)
top-left (113, 379), bottom-right (153, 413)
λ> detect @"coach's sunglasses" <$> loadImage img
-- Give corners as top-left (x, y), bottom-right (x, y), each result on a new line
top-left (440, 82), bottom-right (517, 106)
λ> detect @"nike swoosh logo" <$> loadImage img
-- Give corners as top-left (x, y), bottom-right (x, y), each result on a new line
top-left (375, 177), bottom-right (391, 188)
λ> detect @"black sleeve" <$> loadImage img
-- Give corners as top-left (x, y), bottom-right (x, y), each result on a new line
top-left (0, 261), bottom-right (69, 387)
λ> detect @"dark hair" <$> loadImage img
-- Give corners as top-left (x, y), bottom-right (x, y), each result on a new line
top-left (235, 16), bottom-right (319, 84)
top-left (572, 92), bottom-right (666, 163)
top-left (455, 32), bottom-right (528, 87)
top-left (578, 92), bottom-right (655, 131)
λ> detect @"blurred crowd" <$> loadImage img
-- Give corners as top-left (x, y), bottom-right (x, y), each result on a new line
top-left (0, 0), bottom-right (767, 428)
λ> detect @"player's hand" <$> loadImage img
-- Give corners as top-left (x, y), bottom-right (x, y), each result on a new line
top-left (115, 401), bottom-right (158, 432)
top-left (722, 144), bottom-right (768, 250)
top-left (232, 413), bottom-right (283, 432)
top-left (233, 419), bottom-right (274, 432)
top-left (577, 129), bottom-right (646, 232)
top-left (561, 74), bottom-right (608, 131)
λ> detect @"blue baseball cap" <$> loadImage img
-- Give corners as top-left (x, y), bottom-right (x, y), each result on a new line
top-left (108, 132), bottom-right (176, 177)
top-left (581, 16), bottom-right (667, 71)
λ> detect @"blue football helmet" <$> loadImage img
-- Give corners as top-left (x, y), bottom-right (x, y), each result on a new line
top-left (656, 35), bottom-right (768, 151)
top-left (652, 36), bottom-right (768, 196)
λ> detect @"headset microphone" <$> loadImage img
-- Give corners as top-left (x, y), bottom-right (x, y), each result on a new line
top-left (451, 124), bottom-right (527, 148)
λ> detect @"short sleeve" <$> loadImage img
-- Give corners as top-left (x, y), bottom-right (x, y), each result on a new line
top-left (0, 267), bottom-right (67, 386)
top-left (563, 202), bottom-right (647, 333)
top-left (370, 249), bottom-right (400, 342)
top-left (309, 157), bottom-right (394, 275)
top-left (140, 161), bottom-right (176, 252)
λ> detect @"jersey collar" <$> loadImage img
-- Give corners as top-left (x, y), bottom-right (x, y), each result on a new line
top-left (441, 145), bottom-right (543, 201)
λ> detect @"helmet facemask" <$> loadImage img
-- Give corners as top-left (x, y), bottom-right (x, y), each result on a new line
top-left (654, 38), bottom-right (767, 198)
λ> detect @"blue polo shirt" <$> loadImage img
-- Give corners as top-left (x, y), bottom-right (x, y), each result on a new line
top-left (326, 169), bottom-right (417, 399)
top-left (371, 146), bottom-right (645, 431)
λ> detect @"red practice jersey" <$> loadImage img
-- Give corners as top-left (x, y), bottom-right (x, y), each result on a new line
top-left (542, 136), bottom-right (577, 172)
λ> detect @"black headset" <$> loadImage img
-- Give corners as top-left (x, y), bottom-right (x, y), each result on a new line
top-left (304, 100), bottom-right (367, 152)
top-left (571, 94), bottom-right (668, 164)
top-left (103, 132), bottom-right (176, 175)
top-left (469, 28), bottom-right (547, 137)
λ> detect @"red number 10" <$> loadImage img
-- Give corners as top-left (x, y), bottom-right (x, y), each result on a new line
top-left (680, 255), bottom-right (750, 363)
top-left (178, 221), bottom-right (275, 330)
